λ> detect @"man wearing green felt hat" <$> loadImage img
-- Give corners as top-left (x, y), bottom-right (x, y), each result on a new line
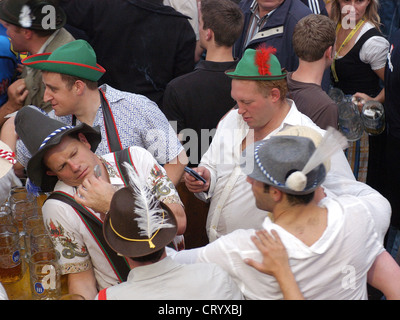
top-left (183, 45), bottom-right (359, 243)
top-left (11, 39), bottom-right (188, 188)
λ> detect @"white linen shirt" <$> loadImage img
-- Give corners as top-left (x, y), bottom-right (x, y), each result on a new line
top-left (173, 195), bottom-right (385, 300)
top-left (197, 100), bottom-right (362, 241)
top-left (42, 147), bottom-right (180, 290)
top-left (95, 257), bottom-right (243, 300)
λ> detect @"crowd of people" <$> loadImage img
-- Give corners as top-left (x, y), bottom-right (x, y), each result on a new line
top-left (0, 0), bottom-right (399, 301)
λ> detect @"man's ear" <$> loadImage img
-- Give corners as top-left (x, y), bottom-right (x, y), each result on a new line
top-left (73, 80), bottom-right (87, 95)
top-left (326, 45), bottom-right (333, 60)
top-left (77, 132), bottom-right (91, 149)
top-left (206, 28), bottom-right (213, 41)
top-left (269, 88), bottom-right (281, 103)
top-left (23, 28), bottom-right (34, 40)
top-left (269, 186), bottom-right (283, 202)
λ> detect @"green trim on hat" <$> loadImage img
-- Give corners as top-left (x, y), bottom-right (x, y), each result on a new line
top-left (226, 48), bottom-right (287, 80)
top-left (22, 40), bottom-right (105, 82)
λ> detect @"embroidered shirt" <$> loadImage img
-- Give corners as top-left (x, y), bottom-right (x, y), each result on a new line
top-left (43, 146), bottom-right (181, 290)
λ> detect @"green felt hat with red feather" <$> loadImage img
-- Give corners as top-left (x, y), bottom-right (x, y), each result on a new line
top-left (226, 45), bottom-right (286, 80)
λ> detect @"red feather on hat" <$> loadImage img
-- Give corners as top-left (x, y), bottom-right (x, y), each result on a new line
top-left (255, 45), bottom-right (277, 76)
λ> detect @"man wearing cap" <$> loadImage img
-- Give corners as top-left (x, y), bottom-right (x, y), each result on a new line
top-left (12, 40), bottom-right (187, 186)
top-left (95, 170), bottom-right (242, 300)
top-left (14, 106), bottom-right (186, 299)
top-left (184, 47), bottom-right (390, 243)
top-left (0, 0), bottom-right (74, 114)
top-left (175, 133), bottom-right (400, 299)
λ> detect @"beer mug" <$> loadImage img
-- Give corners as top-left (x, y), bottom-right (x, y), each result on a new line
top-left (0, 225), bottom-right (22, 283)
top-left (23, 216), bottom-right (45, 259)
top-left (0, 206), bottom-right (16, 226)
top-left (338, 101), bottom-right (364, 141)
top-left (8, 187), bottom-right (35, 206)
top-left (29, 251), bottom-right (61, 300)
top-left (361, 101), bottom-right (386, 136)
top-left (29, 226), bottom-right (54, 256)
top-left (12, 200), bottom-right (39, 232)
top-left (328, 87), bottom-right (345, 104)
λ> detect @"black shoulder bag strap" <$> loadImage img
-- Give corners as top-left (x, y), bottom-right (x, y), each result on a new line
top-left (72, 89), bottom-right (123, 153)
top-left (99, 89), bottom-right (123, 153)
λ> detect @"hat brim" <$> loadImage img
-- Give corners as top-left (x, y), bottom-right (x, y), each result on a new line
top-left (240, 140), bottom-right (326, 195)
top-left (103, 202), bottom-right (178, 258)
top-left (22, 53), bottom-right (105, 82)
top-left (26, 124), bottom-right (102, 192)
top-left (225, 69), bottom-right (287, 81)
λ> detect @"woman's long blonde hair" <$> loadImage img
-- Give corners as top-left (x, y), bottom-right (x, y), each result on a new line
top-left (330, 0), bottom-right (381, 30)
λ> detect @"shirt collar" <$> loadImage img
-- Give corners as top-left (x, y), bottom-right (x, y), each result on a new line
top-left (250, 1), bottom-right (277, 24)
top-left (127, 256), bottom-right (180, 282)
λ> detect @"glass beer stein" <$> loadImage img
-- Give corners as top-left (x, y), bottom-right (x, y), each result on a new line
top-left (0, 225), bottom-right (22, 283)
top-left (361, 101), bottom-right (386, 136)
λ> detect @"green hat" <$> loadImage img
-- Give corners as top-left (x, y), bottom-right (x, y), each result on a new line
top-left (22, 40), bottom-right (106, 81)
top-left (226, 46), bottom-right (286, 80)
top-left (0, 0), bottom-right (66, 30)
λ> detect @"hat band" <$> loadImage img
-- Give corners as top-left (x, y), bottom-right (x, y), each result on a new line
top-left (39, 126), bottom-right (74, 150)
top-left (254, 142), bottom-right (284, 187)
top-left (0, 149), bottom-right (16, 164)
top-left (109, 213), bottom-right (167, 249)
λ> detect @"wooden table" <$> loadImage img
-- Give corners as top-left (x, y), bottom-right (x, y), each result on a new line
top-left (2, 259), bottom-right (68, 300)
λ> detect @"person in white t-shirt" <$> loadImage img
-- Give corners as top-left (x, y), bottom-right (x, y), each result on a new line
top-left (174, 132), bottom-right (400, 299)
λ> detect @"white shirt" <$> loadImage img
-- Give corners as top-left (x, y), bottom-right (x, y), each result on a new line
top-left (336, 21), bottom-right (389, 71)
top-left (95, 257), bottom-right (243, 300)
top-left (42, 147), bottom-right (181, 290)
top-left (197, 100), bottom-right (363, 241)
top-left (173, 195), bottom-right (385, 300)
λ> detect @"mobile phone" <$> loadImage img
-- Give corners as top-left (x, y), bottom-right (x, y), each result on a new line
top-left (184, 166), bottom-right (206, 184)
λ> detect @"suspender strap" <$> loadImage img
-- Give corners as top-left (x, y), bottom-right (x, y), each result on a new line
top-left (46, 191), bottom-right (131, 282)
top-left (114, 148), bottom-right (138, 186)
top-left (99, 89), bottom-right (123, 153)
top-left (72, 89), bottom-right (123, 153)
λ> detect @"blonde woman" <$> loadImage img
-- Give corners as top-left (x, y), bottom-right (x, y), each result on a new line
top-left (329, 0), bottom-right (388, 190)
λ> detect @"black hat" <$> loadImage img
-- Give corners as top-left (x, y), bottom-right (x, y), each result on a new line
top-left (0, 0), bottom-right (66, 30)
top-left (14, 106), bottom-right (101, 192)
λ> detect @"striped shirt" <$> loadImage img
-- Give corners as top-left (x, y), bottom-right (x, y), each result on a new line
top-left (243, 0), bottom-right (276, 49)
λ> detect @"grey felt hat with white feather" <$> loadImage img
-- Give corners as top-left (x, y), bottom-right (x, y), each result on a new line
top-left (241, 127), bottom-right (348, 195)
